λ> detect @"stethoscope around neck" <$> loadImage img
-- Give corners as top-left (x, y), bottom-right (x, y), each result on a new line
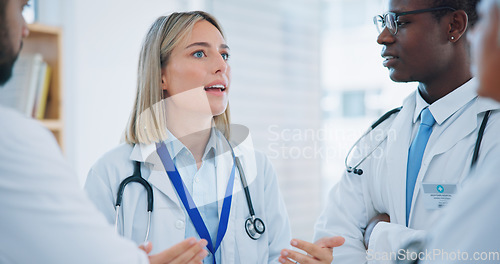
top-left (113, 134), bottom-right (266, 243)
top-left (114, 161), bottom-right (153, 243)
top-left (228, 139), bottom-right (266, 240)
top-left (345, 107), bottom-right (491, 175)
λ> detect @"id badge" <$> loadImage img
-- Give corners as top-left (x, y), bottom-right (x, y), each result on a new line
top-left (421, 183), bottom-right (457, 210)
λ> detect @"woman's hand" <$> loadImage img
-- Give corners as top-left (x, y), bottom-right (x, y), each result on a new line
top-left (144, 238), bottom-right (208, 264)
top-left (279, 236), bottom-right (345, 264)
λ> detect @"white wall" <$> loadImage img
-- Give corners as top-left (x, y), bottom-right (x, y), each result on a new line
top-left (60, 0), bottom-right (189, 184)
top-left (213, 0), bottom-right (323, 240)
top-left (320, 0), bottom-right (415, 196)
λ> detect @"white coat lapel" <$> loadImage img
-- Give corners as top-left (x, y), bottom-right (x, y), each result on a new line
top-left (428, 101), bottom-right (477, 158)
top-left (130, 143), bottom-right (180, 208)
top-left (216, 136), bottom-right (238, 263)
top-left (219, 163), bottom-right (238, 264)
top-left (216, 142), bottom-right (234, 206)
top-left (216, 131), bottom-right (257, 208)
top-left (429, 97), bottom-right (500, 160)
top-left (383, 96), bottom-right (414, 225)
top-left (417, 98), bottom-right (500, 185)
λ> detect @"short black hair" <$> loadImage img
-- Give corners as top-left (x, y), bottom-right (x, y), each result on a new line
top-left (430, 0), bottom-right (481, 27)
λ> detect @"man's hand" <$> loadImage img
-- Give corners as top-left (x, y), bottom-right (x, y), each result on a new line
top-left (143, 238), bottom-right (208, 264)
top-left (364, 213), bottom-right (390, 249)
top-left (279, 236), bottom-right (345, 264)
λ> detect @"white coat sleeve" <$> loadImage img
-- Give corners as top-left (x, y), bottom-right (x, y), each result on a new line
top-left (260, 152), bottom-right (292, 263)
top-left (314, 172), bottom-right (431, 263)
top-left (313, 170), bottom-right (372, 264)
top-left (368, 222), bottom-right (427, 259)
top-left (0, 109), bottom-right (149, 264)
top-left (84, 144), bottom-right (136, 234)
top-left (84, 165), bottom-right (122, 226)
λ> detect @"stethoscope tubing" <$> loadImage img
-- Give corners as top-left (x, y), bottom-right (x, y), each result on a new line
top-left (224, 136), bottom-right (265, 239)
top-left (114, 161), bottom-right (153, 243)
top-left (345, 107), bottom-right (402, 175)
top-left (345, 108), bottom-right (491, 175)
top-left (114, 133), bottom-right (266, 242)
top-left (234, 156), bottom-right (256, 216)
top-left (345, 127), bottom-right (388, 175)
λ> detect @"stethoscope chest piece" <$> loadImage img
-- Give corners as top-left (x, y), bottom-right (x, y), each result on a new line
top-left (233, 152), bottom-right (266, 240)
top-left (245, 216), bottom-right (265, 240)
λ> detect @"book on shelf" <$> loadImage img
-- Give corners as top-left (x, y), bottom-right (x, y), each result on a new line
top-left (33, 63), bottom-right (52, 119)
top-left (0, 53), bottom-right (52, 119)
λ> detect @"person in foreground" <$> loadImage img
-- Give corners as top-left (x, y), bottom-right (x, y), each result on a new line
top-left (415, 0), bottom-right (500, 263)
top-left (284, 0), bottom-right (500, 263)
top-left (0, 0), bottom-right (206, 263)
top-left (84, 11), bottom-right (291, 263)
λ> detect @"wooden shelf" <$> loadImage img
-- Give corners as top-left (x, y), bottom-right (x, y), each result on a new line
top-left (27, 23), bottom-right (61, 35)
top-left (41, 119), bottom-right (63, 130)
top-left (23, 24), bottom-right (64, 150)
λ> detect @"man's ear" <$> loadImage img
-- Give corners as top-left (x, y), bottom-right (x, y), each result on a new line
top-left (447, 10), bottom-right (468, 42)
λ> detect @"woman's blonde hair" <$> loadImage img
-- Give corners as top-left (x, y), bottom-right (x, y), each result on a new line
top-left (124, 11), bottom-right (230, 145)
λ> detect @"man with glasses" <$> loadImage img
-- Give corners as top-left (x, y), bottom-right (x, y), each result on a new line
top-left (279, 0), bottom-right (500, 263)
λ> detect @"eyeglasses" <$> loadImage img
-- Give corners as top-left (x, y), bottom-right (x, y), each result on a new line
top-left (373, 7), bottom-right (456, 35)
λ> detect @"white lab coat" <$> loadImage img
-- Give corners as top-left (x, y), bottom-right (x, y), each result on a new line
top-left (85, 130), bottom-right (291, 263)
top-left (0, 105), bottom-right (149, 263)
top-left (421, 147), bottom-right (500, 264)
top-left (314, 80), bottom-right (500, 263)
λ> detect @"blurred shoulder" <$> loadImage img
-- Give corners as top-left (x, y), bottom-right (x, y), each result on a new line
top-left (0, 106), bottom-right (61, 157)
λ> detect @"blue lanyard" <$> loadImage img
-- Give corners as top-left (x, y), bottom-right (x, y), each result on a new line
top-left (156, 142), bottom-right (236, 263)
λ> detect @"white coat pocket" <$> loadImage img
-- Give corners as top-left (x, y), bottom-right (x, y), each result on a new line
top-left (234, 216), bottom-right (267, 263)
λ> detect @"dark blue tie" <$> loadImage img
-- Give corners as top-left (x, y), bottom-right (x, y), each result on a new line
top-left (406, 107), bottom-right (435, 226)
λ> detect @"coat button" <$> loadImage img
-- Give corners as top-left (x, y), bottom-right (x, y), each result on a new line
top-left (175, 220), bottom-right (185, 229)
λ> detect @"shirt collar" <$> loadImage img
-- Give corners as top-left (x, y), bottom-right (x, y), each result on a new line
top-left (164, 127), bottom-right (218, 161)
top-left (131, 127), bottom-right (219, 163)
top-left (413, 78), bottom-right (478, 125)
top-left (204, 128), bottom-right (218, 160)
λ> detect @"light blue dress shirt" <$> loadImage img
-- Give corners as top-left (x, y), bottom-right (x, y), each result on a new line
top-left (164, 128), bottom-right (221, 264)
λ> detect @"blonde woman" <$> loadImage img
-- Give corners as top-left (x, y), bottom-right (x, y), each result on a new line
top-left (84, 11), bottom-right (291, 263)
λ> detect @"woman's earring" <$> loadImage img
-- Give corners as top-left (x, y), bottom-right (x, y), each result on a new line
top-left (451, 36), bottom-right (455, 40)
